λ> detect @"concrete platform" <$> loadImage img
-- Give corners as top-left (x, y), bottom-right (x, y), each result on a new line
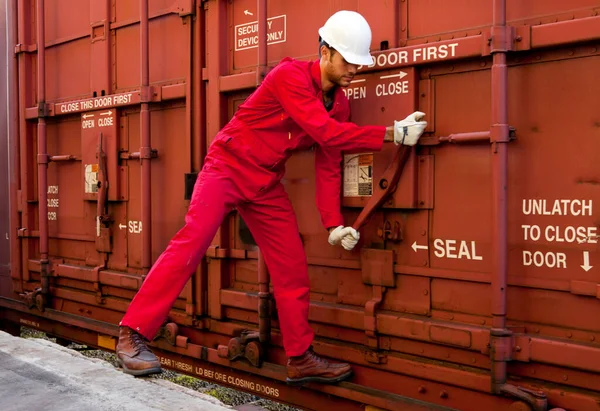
top-left (0, 330), bottom-right (232, 411)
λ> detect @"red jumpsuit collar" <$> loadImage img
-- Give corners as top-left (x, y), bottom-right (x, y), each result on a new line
top-left (310, 60), bottom-right (323, 91)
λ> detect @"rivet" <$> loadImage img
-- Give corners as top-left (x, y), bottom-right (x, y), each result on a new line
top-left (481, 320), bottom-right (486, 325)
top-left (450, 315), bottom-right (454, 320)
top-left (563, 375), bottom-right (568, 381)
top-left (480, 61), bottom-right (486, 67)
top-left (591, 335), bottom-right (596, 342)
top-left (532, 369), bottom-right (536, 375)
top-left (536, 55), bottom-right (541, 60)
top-left (422, 260), bottom-right (428, 266)
top-left (420, 349), bottom-right (425, 354)
top-left (567, 332), bottom-right (572, 338)
top-left (421, 230), bottom-right (427, 236)
top-left (423, 290), bottom-right (429, 295)
top-left (471, 358), bottom-right (476, 364)
top-left (535, 328), bottom-right (540, 333)
top-left (446, 353), bottom-right (451, 359)
top-left (381, 107), bottom-right (386, 112)
top-left (515, 346), bottom-right (522, 352)
top-left (568, 50), bottom-right (574, 56)
top-left (421, 93), bottom-right (426, 98)
top-left (418, 386), bottom-right (426, 393)
top-left (440, 391), bottom-right (448, 399)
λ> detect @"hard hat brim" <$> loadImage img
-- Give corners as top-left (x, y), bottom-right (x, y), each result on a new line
top-left (337, 49), bottom-right (374, 66)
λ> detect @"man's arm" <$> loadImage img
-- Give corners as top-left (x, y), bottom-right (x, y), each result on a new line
top-left (269, 63), bottom-right (386, 152)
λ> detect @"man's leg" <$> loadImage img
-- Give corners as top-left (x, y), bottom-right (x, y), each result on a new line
top-left (117, 162), bottom-right (241, 375)
top-left (238, 184), bottom-right (352, 385)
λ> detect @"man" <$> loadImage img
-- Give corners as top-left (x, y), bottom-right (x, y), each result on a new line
top-left (116, 10), bottom-right (427, 385)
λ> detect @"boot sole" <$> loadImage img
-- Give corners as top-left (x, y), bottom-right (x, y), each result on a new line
top-left (117, 358), bottom-right (163, 377)
top-left (286, 369), bottom-right (353, 386)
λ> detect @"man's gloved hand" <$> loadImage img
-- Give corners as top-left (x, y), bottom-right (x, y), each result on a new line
top-left (328, 226), bottom-right (360, 251)
top-left (394, 111), bottom-right (427, 146)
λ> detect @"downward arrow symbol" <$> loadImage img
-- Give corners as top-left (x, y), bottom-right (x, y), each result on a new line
top-left (581, 251), bottom-right (593, 272)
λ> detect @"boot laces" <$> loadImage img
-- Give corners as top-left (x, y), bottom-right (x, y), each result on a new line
top-left (130, 330), bottom-right (151, 354)
top-left (308, 347), bottom-right (328, 366)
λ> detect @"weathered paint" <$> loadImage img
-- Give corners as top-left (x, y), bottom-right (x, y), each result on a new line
top-left (1, 1), bottom-right (600, 410)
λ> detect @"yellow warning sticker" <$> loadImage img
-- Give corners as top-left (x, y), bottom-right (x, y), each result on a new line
top-left (98, 334), bottom-right (116, 351)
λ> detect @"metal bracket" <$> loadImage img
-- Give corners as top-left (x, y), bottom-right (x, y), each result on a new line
top-left (37, 102), bottom-right (50, 118)
top-left (19, 288), bottom-right (45, 312)
top-left (92, 266), bottom-right (106, 304)
top-left (487, 25), bottom-right (517, 53)
top-left (175, 0), bottom-right (195, 16)
top-left (361, 249), bottom-right (395, 287)
top-left (217, 330), bottom-right (264, 367)
top-left (364, 285), bottom-right (386, 350)
top-left (500, 385), bottom-right (548, 411)
top-left (206, 246), bottom-right (248, 260)
top-left (490, 328), bottom-right (513, 362)
top-left (378, 220), bottom-right (402, 243)
top-left (154, 322), bottom-right (179, 345)
top-left (364, 350), bottom-right (388, 364)
top-left (14, 43), bottom-right (37, 54)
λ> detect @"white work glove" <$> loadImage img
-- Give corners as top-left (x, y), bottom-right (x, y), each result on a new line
top-left (328, 226), bottom-right (360, 251)
top-left (394, 111), bottom-right (427, 146)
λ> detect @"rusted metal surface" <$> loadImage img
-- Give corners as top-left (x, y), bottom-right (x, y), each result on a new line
top-left (3, 1), bottom-right (600, 410)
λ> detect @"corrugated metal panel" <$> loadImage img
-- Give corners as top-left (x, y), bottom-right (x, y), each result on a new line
top-left (2, 1), bottom-right (600, 410)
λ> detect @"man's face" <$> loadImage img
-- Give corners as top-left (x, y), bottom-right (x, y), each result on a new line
top-left (322, 47), bottom-right (359, 88)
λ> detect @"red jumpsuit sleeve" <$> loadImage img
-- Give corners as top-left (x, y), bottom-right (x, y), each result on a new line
top-left (269, 63), bottom-right (385, 152)
top-left (315, 145), bottom-right (344, 229)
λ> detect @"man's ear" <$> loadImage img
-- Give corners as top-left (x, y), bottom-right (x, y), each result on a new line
top-left (320, 45), bottom-right (329, 59)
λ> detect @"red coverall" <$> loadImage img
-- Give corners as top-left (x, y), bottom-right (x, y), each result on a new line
top-left (121, 58), bottom-right (386, 356)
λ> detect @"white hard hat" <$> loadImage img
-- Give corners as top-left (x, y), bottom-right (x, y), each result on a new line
top-left (318, 10), bottom-right (373, 66)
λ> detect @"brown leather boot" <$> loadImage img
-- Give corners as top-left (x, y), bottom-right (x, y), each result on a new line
top-left (116, 326), bottom-right (162, 376)
top-left (286, 346), bottom-right (352, 385)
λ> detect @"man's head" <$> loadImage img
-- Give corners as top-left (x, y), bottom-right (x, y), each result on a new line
top-left (318, 11), bottom-right (373, 88)
top-left (319, 39), bottom-right (358, 88)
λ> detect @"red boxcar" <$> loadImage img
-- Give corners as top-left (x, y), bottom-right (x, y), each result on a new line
top-left (1, 1), bottom-right (600, 410)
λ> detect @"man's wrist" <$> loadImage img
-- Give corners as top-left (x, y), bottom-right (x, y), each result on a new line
top-left (384, 126), bottom-right (395, 142)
